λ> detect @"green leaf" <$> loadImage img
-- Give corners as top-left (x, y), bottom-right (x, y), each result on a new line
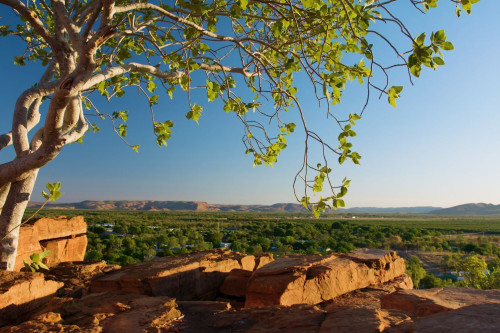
top-left (415, 33), bottom-right (426, 45)
top-left (441, 41), bottom-right (454, 50)
top-left (350, 113), bottom-right (362, 121)
top-left (432, 57), bottom-right (445, 66)
top-left (186, 103), bottom-right (203, 124)
top-left (14, 55), bottom-right (25, 66)
top-left (118, 124), bottom-right (128, 137)
top-left (388, 86), bottom-right (403, 108)
top-left (149, 95), bottom-right (159, 105)
top-left (364, 0), bottom-right (375, 7)
top-left (31, 253), bottom-right (40, 262)
top-left (38, 262), bottom-right (49, 270)
top-left (147, 80), bottom-right (157, 93)
top-left (338, 186), bottom-right (348, 198)
top-left (43, 182), bottom-right (62, 202)
top-left (112, 110), bottom-right (128, 122)
top-left (206, 81), bottom-right (220, 101)
top-left (240, 0), bottom-right (248, 10)
top-left (40, 250), bottom-right (51, 259)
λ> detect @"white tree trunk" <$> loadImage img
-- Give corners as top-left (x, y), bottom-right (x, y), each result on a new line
top-left (0, 183), bottom-right (10, 214)
top-left (0, 170), bottom-right (38, 271)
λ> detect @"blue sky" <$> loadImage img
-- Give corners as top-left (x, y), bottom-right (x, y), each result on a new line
top-left (0, 1), bottom-right (499, 207)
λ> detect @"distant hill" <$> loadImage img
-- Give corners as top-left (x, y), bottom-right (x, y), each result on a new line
top-left (27, 200), bottom-right (309, 212)
top-left (429, 203), bottom-right (500, 216)
top-left (28, 200), bottom-right (442, 214)
top-left (340, 206), bottom-right (441, 214)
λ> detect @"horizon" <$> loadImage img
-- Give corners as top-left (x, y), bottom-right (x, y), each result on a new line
top-left (32, 198), bottom-right (500, 210)
top-left (1, 2), bottom-right (499, 208)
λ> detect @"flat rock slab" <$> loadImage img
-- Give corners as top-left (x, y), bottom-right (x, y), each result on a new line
top-left (44, 261), bottom-right (121, 298)
top-left (26, 216), bottom-right (87, 241)
top-left (319, 307), bottom-right (411, 333)
top-left (414, 303), bottom-right (500, 333)
top-left (0, 291), bottom-right (181, 333)
top-left (245, 249), bottom-right (406, 308)
top-left (381, 287), bottom-right (500, 317)
top-left (213, 304), bottom-right (327, 333)
top-left (0, 271), bottom-right (63, 326)
top-left (90, 249), bottom-right (272, 300)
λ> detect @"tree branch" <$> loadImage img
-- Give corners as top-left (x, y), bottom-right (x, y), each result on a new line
top-left (0, 0), bottom-right (56, 49)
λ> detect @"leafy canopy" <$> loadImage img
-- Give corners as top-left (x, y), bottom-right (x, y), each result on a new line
top-left (0, 0), bottom-right (479, 216)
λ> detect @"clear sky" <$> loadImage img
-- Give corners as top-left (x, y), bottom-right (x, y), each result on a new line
top-left (0, 1), bottom-right (499, 208)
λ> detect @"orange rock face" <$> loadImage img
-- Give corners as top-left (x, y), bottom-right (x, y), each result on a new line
top-left (245, 249), bottom-right (406, 308)
top-left (90, 249), bottom-right (273, 300)
top-left (0, 292), bottom-right (182, 333)
top-left (414, 303), bottom-right (500, 333)
top-left (219, 269), bottom-right (253, 298)
top-left (14, 216), bottom-right (87, 271)
top-left (381, 287), bottom-right (500, 317)
top-left (3, 249), bottom-right (500, 332)
top-left (0, 271), bottom-right (63, 326)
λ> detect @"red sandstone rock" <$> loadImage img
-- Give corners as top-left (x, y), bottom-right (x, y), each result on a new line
top-left (0, 292), bottom-right (181, 332)
top-left (245, 249), bottom-right (406, 308)
top-left (44, 261), bottom-right (121, 298)
top-left (4, 246), bottom-right (500, 333)
top-left (0, 271), bottom-right (62, 326)
top-left (29, 216), bottom-right (87, 240)
top-left (381, 287), bottom-right (500, 317)
top-left (319, 307), bottom-right (411, 333)
top-left (39, 236), bottom-right (88, 267)
top-left (90, 249), bottom-right (265, 300)
top-left (14, 216), bottom-right (87, 271)
top-left (213, 304), bottom-right (326, 333)
top-left (254, 253), bottom-right (274, 270)
top-left (413, 303), bottom-right (500, 333)
top-left (219, 269), bottom-right (252, 298)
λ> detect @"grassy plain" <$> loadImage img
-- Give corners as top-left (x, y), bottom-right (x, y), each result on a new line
top-left (27, 209), bottom-right (500, 233)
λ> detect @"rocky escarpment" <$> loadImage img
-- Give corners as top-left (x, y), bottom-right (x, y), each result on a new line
top-left (1, 248), bottom-right (500, 332)
top-left (90, 249), bottom-right (273, 300)
top-left (15, 216), bottom-right (87, 271)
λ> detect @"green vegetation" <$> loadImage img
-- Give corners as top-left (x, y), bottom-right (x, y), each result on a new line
top-left (29, 210), bottom-right (500, 272)
top-left (23, 250), bottom-right (51, 272)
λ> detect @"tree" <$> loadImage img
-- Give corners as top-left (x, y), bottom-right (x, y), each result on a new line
top-left (405, 255), bottom-right (426, 288)
top-left (456, 255), bottom-right (488, 289)
top-left (0, 0), bottom-right (479, 270)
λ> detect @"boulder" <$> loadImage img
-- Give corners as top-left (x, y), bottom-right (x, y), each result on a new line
top-left (381, 287), bottom-right (500, 317)
top-left (14, 216), bottom-right (87, 271)
top-left (245, 249), bottom-right (406, 308)
top-left (90, 249), bottom-right (268, 300)
top-left (0, 271), bottom-right (62, 326)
